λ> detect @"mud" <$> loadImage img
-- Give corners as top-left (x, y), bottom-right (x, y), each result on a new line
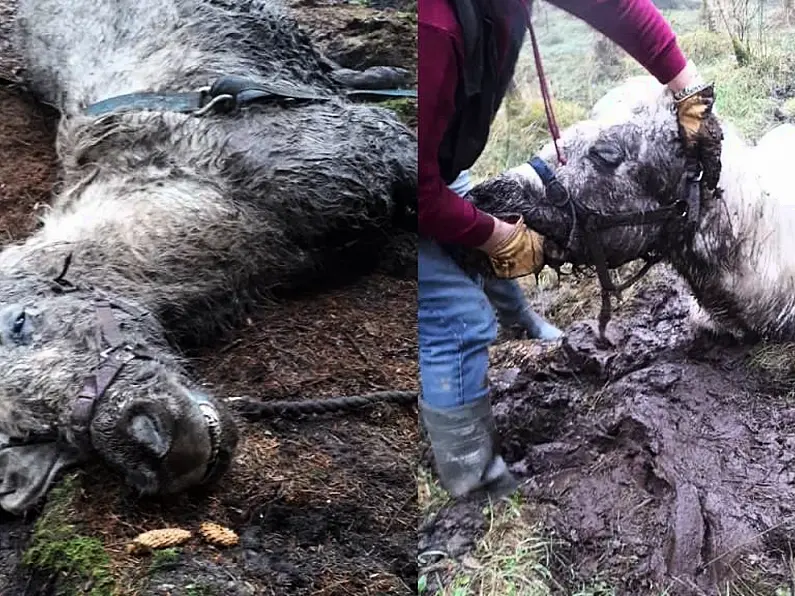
top-left (289, 0), bottom-right (416, 83)
top-left (0, 0), bottom-right (418, 593)
top-left (420, 267), bottom-right (795, 594)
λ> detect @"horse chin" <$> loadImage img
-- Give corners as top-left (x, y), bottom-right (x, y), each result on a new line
top-left (540, 230), bottom-right (593, 270)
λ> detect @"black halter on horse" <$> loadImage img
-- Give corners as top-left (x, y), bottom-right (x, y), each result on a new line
top-left (526, 154), bottom-right (703, 339)
top-left (524, 20), bottom-right (704, 340)
top-left (48, 254), bottom-right (223, 484)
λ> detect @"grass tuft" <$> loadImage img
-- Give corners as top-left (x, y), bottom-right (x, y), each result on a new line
top-left (470, 93), bottom-right (587, 181)
top-left (747, 342), bottom-right (795, 392)
top-left (419, 493), bottom-right (563, 596)
top-left (376, 97), bottom-right (417, 128)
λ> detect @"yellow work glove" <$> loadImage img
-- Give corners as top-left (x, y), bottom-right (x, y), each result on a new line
top-left (486, 214), bottom-right (545, 279)
top-left (674, 82), bottom-right (723, 190)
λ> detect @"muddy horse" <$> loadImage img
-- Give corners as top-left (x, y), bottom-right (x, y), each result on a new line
top-left (462, 75), bottom-right (795, 343)
top-left (0, 0), bottom-right (416, 515)
top-left (430, 76), bottom-right (795, 592)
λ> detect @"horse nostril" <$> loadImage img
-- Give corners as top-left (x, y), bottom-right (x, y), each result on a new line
top-left (127, 468), bottom-right (159, 495)
top-left (544, 238), bottom-right (567, 264)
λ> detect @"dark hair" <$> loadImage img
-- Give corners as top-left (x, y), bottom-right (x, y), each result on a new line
top-left (438, 0), bottom-right (530, 183)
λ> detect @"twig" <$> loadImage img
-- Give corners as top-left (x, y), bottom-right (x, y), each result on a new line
top-left (345, 331), bottom-right (373, 366)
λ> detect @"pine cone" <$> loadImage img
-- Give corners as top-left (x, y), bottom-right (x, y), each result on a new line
top-left (126, 528), bottom-right (192, 555)
top-left (199, 522), bottom-right (239, 547)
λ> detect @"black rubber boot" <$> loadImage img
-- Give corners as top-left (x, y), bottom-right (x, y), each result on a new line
top-left (420, 398), bottom-right (519, 501)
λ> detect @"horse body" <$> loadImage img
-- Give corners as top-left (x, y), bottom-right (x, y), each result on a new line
top-left (0, 0), bottom-right (416, 515)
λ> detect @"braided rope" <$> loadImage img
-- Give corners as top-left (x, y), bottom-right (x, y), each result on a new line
top-left (227, 390), bottom-right (418, 420)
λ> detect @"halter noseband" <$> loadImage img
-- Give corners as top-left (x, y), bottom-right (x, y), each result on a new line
top-left (527, 155), bottom-right (703, 339)
top-left (49, 254), bottom-right (222, 483)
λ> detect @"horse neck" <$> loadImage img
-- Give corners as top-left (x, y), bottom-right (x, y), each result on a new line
top-left (668, 130), bottom-right (795, 339)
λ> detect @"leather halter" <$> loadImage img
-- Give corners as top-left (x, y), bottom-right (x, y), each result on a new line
top-left (49, 255), bottom-right (155, 453)
top-left (82, 75), bottom-right (417, 118)
top-left (528, 156), bottom-right (704, 339)
top-left (70, 297), bottom-right (156, 454)
top-left (49, 255), bottom-right (222, 483)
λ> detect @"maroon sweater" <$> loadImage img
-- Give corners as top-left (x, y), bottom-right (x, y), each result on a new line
top-left (419, 0), bottom-right (688, 247)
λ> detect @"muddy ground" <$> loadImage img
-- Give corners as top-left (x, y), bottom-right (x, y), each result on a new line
top-left (0, 1), bottom-right (418, 595)
top-left (420, 265), bottom-right (795, 594)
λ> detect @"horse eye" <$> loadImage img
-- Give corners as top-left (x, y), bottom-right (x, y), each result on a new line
top-left (589, 140), bottom-right (625, 169)
top-left (12, 311), bottom-right (26, 335)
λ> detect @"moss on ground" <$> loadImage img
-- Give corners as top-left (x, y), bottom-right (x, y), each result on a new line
top-left (376, 97), bottom-right (417, 128)
top-left (148, 547), bottom-right (182, 574)
top-left (22, 473), bottom-right (114, 596)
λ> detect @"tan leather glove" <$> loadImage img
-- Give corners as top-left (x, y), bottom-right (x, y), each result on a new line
top-left (486, 214), bottom-right (545, 279)
top-left (674, 82), bottom-right (723, 189)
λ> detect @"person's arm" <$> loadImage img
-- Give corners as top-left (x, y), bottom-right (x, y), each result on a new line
top-left (548, 0), bottom-right (722, 187)
top-left (417, 11), bottom-right (547, 273)
top-left (418, 21), bottom-right (500, 248)
top-left (548, 0), bottom-right (701, 90)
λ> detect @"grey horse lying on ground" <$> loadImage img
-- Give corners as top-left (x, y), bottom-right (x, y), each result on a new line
top-left (0, 0), bottom-right (416, 515)
top-left (463, 75), bottom-right (795, 343)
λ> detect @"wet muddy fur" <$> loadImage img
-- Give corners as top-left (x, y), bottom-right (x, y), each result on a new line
top-left (464, 76), bottom-right (795, 343)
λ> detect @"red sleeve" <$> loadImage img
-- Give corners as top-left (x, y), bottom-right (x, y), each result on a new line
top-left (548, 0), bottom-right (688, 85)
top-left (418, 21), bottom-right (495, 247)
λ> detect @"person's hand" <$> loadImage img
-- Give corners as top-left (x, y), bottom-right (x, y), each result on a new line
top-left (477, 214), bottom-right (544, 279)
top-left (668, 62), bottom-right (723, 189)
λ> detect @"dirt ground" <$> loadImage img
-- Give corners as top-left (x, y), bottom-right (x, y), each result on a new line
top-left (0, 1), bottom-right (418, 595)
top-left (291, 0), bottom-right (416, 79)
top-left (420, 265), bottom-right (795, 594)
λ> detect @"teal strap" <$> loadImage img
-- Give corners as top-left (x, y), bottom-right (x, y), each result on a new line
top-left (345, 88), bottom-right (417, 99)
top-left (82, 78), bottom-right (417, 117)
top-left (83, 91), bottom-right (204, 116)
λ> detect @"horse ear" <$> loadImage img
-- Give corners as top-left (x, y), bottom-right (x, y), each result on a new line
top-left (122, 400), bottom-right (173, 459)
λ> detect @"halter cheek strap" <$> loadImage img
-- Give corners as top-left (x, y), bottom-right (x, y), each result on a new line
top-left (527, 156), bottom-right (701, 339)
top-left (69, 297), bottom-right (154, 455)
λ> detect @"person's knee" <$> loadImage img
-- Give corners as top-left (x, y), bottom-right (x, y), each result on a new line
top-left (419, 285), bottom-right (497, 366)
top-left (419, 301), bottom-right (496, 407)
top-left (419, 240), bottom-right (497, 407)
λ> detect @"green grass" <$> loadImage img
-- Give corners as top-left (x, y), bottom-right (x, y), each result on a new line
top-left (22, 473), bottom-right (115, 596)
top-left (470, 93), bottom-right (586, 182)
top-left (376, 97), bottom-right (417, 127)
top-left (417, 493), bottom-right (563, 596)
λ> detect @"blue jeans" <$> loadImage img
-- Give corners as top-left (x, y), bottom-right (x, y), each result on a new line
top-left (419, 171), bottom-right (561, 409)
top-left (419, 237), bottom-right (498, 408)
